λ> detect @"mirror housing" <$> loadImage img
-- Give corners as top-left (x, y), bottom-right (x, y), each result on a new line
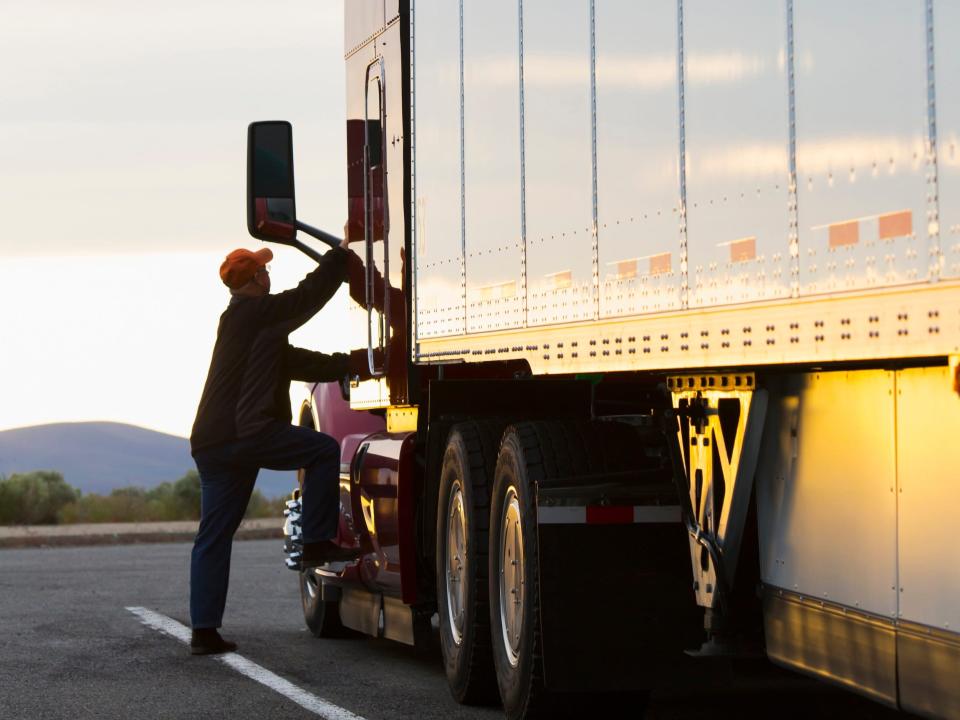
top-left (247, 121), bottom-right (297, 242)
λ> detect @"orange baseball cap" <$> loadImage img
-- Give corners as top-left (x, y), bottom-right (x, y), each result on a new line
top-left (219, 247), bottom-right (273, 289)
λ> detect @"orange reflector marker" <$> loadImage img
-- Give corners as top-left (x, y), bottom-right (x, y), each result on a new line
top-left (829, 220), bottom-right (859, 248)
top-left (546, 270), bottom-right (573, 290)
top-left (728, 236), bottom-right (757, 263)
top-left (878, 209), bottom-right (912, 240)
top-left (649, 252), bottom-right (672, 275)
top-left (615, 259), bottom-right (638, 280)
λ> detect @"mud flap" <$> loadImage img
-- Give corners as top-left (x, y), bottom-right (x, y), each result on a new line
top-left (535, 503), bottom-right (702, 692)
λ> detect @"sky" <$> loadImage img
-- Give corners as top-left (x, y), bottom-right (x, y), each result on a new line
top-left (0, 0), bottom-right (361, 438)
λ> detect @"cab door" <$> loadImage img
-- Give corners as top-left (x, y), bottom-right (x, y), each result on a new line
top-left (345, 46), bottom-right (408, 410)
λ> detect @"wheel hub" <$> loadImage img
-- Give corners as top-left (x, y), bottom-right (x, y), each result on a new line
top-left (445, 481), bottom-right (467, 646)
top-left (499, 486), bottom-right (524, 668)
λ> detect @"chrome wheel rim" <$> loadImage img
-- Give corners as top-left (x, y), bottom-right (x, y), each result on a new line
top-left (499, 486), bottom-right (524, 668)
top-left (445, 481), bottom-right (467, 646)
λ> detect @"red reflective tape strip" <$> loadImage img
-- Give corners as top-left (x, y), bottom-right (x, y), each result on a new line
top-left (585, 505), bottom-right (634, 525)
top-left (538, 505), bottom-right (682, 525)
top-left (537, 506), bottom-right (586, 524)
top-left (634, 505), bottom-right (682, 523)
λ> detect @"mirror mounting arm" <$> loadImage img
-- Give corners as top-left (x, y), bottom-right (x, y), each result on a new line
top-left (261, 221), bottom-right (342, 265)
top-left (295, 220), bottom-right (342, 251)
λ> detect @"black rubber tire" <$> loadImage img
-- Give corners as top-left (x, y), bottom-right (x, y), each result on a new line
top-left (436, 421), bottom-right (502, 705)
top-left (300, 569), bottom-right (347, 638)
top-left (489, 423), bottom-right (549, 720)
top-left (490, 420), bottom-right (668, 718)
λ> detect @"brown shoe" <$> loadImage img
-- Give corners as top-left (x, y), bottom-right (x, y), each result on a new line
top-left (190, 628), bottom-right (237, 655)
top-left (300, 540), bottom-right (364, 568)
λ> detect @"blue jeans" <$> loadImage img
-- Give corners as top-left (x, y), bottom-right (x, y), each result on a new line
top-left (189, 421), bottom-right (340, 629)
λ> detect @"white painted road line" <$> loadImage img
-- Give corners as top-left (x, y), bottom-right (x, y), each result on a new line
top-left (126, 606), bottom-right (367, 720)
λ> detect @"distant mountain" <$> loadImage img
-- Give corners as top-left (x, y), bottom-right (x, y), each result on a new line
top-left (0, 422), bottom-right (297, 498)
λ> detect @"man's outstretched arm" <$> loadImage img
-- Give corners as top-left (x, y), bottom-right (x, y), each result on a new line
top-left (257, 245), bottom-right (350, 330)
top-left (283, 345), bottom-right (373, 383)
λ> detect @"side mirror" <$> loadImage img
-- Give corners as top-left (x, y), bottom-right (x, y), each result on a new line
top-left (247, 121), bottom-right (297, 242)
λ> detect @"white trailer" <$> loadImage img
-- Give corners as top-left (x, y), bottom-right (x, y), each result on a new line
top-left (253, 1), bottom-right (960, 717)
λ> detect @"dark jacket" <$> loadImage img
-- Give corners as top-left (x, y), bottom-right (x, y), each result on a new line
top-left (190, 246), bottom-right (353, 454)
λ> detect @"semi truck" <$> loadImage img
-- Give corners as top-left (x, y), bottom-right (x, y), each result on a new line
top-left (246, 1), bottom-right (960, 717)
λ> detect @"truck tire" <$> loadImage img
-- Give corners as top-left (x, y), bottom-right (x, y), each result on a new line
top-left (295, 458), bottom-right (349, 640)
top-left (300, 569), bottom-right (347, 638)
top-left (436, 421), bottom-right (502, 705)
top-left (489, 423), bottom-right (548, 719)
top-left (490, 420), bottom-right (666, 718)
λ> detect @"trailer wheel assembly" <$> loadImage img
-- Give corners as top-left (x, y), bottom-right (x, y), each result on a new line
top-left (436, 421), bottom-right (502, 705)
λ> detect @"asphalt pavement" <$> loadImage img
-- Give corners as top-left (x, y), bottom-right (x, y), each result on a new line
top-left (0, 540), bottom-right (908, 719)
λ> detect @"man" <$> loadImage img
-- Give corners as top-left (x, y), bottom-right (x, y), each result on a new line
top-left (188, 236), bottom-right (364, 655)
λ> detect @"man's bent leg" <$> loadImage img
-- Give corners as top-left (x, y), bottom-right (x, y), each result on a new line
top-left (190, 449), bottom-right (258, 629)
top-left (236, 423), bottom-right (342, 543)
top-left (299, 433), bottom-right (340, 542)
